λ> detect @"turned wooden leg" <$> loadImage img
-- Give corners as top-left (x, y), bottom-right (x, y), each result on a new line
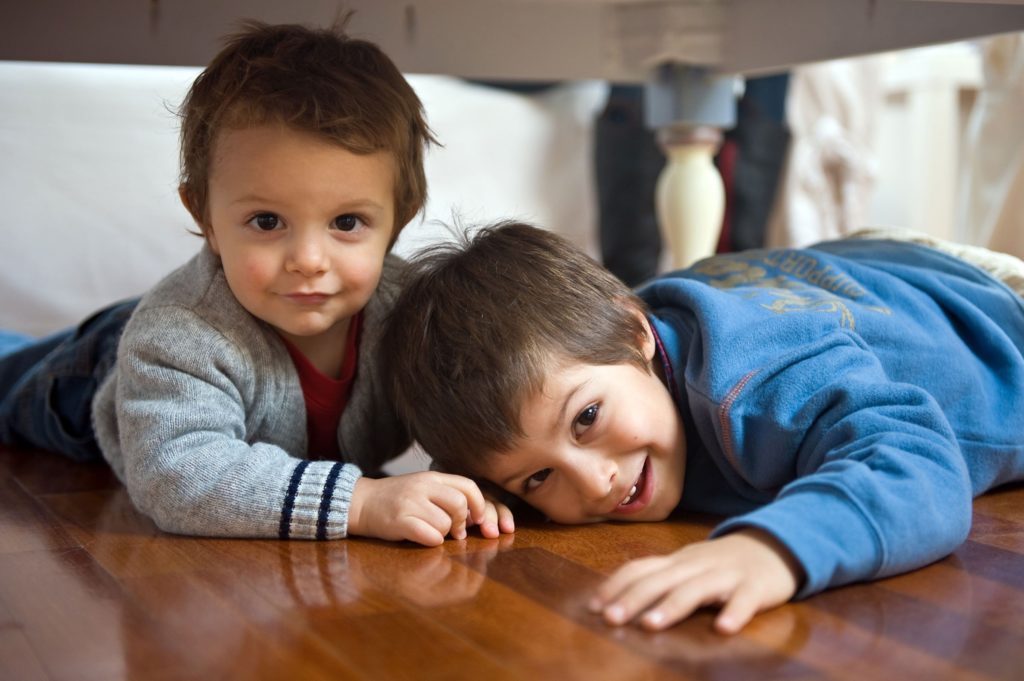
top-left (655, 125), bottom-right (725, 269)
top-left (645, 64), bottom-right (737, 271)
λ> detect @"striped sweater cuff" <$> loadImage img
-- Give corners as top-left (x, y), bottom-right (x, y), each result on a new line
top-left (279, 461), bottom-right (362, 540)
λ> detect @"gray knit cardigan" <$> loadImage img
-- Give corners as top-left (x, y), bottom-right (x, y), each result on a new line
top-left (92, 246), bottom-right (410, 539)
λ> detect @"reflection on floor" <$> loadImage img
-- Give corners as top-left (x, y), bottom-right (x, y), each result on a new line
top-left (2, 445), bottom-right (1023, 680)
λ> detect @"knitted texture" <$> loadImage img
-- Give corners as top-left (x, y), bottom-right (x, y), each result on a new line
top-left (92, 246), bottom-right (409, 539)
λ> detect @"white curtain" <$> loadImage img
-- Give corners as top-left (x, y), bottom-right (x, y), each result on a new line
top-left (956, 33), bottom-right (1024, 258)
top-left (765, 56), bottom-right (883, 249)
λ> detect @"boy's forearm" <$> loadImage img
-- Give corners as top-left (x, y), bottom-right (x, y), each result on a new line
top-left (124, 440), bottom-right (363, 540)
top-left (711, 462), bottom-right (972, 598)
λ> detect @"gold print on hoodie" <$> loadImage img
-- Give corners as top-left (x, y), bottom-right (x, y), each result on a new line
top-left (692, 251), bottom-right (891, 330)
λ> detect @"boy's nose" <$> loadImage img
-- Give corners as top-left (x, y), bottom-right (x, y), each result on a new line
top-left (572, 456), bottom-right (617, 505)
top-left (287, 231), bottom-right (329, 276)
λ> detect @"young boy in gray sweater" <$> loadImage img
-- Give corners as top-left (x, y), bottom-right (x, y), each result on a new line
top-left (0, 20), bottom-right (512, 545)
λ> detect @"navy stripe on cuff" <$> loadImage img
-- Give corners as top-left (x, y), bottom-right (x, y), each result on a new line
top-left (316, 462), bottom-right (344, 540)
top-left (279, 460), bottom-right (310, 539)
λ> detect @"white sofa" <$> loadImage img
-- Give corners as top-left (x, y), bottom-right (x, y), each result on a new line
top-left (0, 61), bottom-right (607, 337)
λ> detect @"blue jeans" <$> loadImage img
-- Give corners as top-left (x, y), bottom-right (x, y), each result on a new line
top-left (0, 300), bottom-right (137, 461)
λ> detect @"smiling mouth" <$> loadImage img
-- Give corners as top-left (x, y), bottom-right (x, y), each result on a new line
top-left (615, 457), bottom-right (652, 515)
top-left (284, 293), bottom-right (331, 304)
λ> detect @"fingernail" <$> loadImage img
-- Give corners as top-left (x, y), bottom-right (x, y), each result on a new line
top-left (642, 610), bottom-right (664, 628)
top-left (605, 605), bottom-right (626, 624)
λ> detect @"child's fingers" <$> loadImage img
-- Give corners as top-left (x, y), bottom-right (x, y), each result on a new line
top-left (425, 480), bottom-right (474, 531)
top-left (437, 492), bottom-right (472, 540)
top-left (477, 502), bottom-right (500, 539)
top-left (589, 556), bottom-right (674, 612)
top-left (495, 502), bottom-right (515, 534)
top-left (472, 498), bottom-right (515, 539)
top-left (714, 583), bottom-right (761, 635)
top-left (402, 496), bottom-right (463, 543)
top-left (402, 516), bottom-right (447, 547)
top-left (449, 513), bottom-right (468, 540)
top-left (636, 571), bottom-right (735, 631)
top-left (597, 563), bottom-right (693, 625)
top-left (433, 474), bottom-right (488, 525)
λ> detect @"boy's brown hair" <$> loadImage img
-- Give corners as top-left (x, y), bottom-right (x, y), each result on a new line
top-left (178, 18), bottom-right (436, 236)
top-left (382, 222), bottom-right (650, 477)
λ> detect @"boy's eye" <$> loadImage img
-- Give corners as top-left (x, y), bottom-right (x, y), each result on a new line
top-left (332, 214), bottom-right (363, 232)
top-left (572, 404), bottom-right (600, 438)
top-left (524, 468), bottom-right (552, 493)
top-left (251, 213), bottom-right (280, 231)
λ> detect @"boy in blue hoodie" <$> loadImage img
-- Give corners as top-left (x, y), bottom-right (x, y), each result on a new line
top-left (382, 222), bottom-right (1024, 633)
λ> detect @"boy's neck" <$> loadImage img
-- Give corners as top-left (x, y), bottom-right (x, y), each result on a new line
top-left (278, 319), bottom-right (351, 378)
top-left (647, 320), bottom-right (676, 400)
top-left (652, 353), bottom-right (668, 386)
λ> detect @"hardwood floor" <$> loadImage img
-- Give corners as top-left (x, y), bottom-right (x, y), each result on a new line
top-left (2, 444), bottom-right (1023, 680)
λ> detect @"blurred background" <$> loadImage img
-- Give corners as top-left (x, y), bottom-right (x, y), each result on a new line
top-left (0, 30), bottom-right (1021, 336)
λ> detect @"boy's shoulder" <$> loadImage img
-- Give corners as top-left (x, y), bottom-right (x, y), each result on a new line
top-left (134, 245), bottom-right (219, 306)
top-left (360, 252), bottom-right (406, 334)
top-left (126, 245), bottom-right (269, 350)
top-left (375, 253), bottom-right (407, 301)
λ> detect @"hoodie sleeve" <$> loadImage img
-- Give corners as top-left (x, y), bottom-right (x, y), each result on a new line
top-left (704, 331), bottom-right (973, 597)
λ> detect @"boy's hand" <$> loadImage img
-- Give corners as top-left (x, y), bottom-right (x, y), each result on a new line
top-left (589, 528), bottom-right (803, 634)
top-left (348, 473), bottom-right (501, 546)
top-left (477, 490), bottom-right (516, 539)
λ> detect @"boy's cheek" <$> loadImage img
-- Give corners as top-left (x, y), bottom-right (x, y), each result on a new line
top-left (497, 494), bottom-right (552, 525)
top-left (535, 502), bottom-right (596, 525)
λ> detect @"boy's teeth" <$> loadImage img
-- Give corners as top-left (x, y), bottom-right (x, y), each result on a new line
top-left (621, 484), bottom-right (638, 506)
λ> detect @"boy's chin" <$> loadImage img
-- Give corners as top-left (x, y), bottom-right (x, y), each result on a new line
top-left (642, 489), bottom-right (683, 522)
top-left (645, 507), bottom-right (675, 522)
top-left (620, 506), bottom-right (674, 523)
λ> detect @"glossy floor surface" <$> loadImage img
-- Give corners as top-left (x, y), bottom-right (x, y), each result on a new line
top-left (2, 444), bottom-right (1023, 680)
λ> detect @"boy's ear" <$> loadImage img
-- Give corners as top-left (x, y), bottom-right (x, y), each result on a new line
top-left (618, 298), bottom-right (656, 362)
top-left (636, 310), bottom-right (657, 362)
top-left (177, 184), bottom-right (200, 223)
top-left (178, 185), bottom-right (218, 254)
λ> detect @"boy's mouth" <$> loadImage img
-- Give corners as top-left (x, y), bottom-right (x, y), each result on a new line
top-left (614, 457), bottom-right (652, 515)
top-left (283, 292), bottom-right (331, 305)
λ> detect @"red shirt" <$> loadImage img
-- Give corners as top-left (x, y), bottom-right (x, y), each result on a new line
top-left (281, 312), bottom-right (362, 459)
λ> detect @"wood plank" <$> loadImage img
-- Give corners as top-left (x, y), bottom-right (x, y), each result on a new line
top-left (3, 442), bottom-right (1024, 679)
top-left (971, 482), bottom-right (1024, 554)
top-left (0, 447), bottom-right (118, 496)
top-left (459, 545), bottom-right (821, 681)
top-left (0, 471), bottom-right (79, 556)
top-left (879, 558), bottom-right (1024, 635)
top-left (0, 547), bottom-right (135, 681)
top-left (806, 579), bottom-right (1021, 680)
top-left (0, 594), bottom-right (50, 681)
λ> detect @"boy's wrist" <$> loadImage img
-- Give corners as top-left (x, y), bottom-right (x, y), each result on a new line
top-left (735, 527), bottom-right (806, 588)
top-left (348, 476), bottom-right (376, 537)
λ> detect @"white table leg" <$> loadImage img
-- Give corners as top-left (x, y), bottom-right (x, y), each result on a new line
top-left (644, 64), bottom-right (737, 272)
top-left (655, 125), bottom-right (725, 269)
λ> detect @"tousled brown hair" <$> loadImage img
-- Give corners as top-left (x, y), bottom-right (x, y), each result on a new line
top-left (382, 222), bottom-right (649, 476)
top-left (178, 18), bottom-right (436, 236)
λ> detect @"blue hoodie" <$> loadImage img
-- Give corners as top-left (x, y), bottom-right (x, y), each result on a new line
top-left (640, 239), bottom-right (1024, 597)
